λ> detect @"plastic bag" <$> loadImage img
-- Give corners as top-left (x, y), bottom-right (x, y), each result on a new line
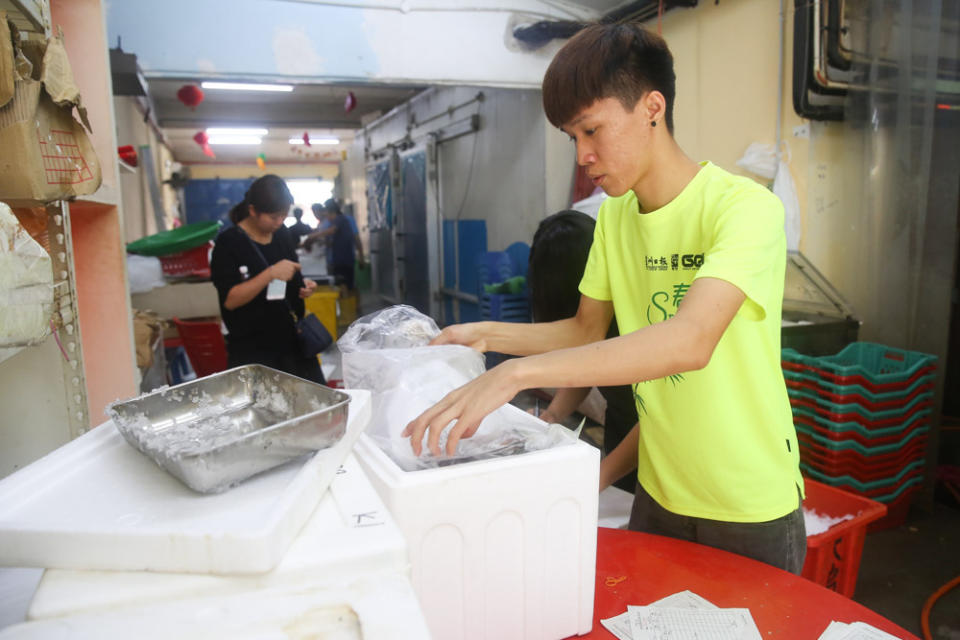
top-left (736, 142), bottom-right (802, 251)
top-left (338, 304), bottom-right (440, 353)
top-left (773, 158), bottom-right (802, 252)
top-left (0, 202), bottom-right (53, 351)
top-left (126, 254), bottom-right (165, 294)
top-left (735, 142), bottom-right (777, 180)
top-left (340, 305), bottom-right (580, 470)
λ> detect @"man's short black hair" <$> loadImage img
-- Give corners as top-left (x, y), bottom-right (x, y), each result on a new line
top-left (542, 22), bottom-right (676, 134)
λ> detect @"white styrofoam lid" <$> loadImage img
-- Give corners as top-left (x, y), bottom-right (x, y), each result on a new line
top-left (26, 453), bottom-right (408, 620)
top-left (1, 572), bottom-right (430, 640)
top-left (0, 390), bottom-right (371, 575)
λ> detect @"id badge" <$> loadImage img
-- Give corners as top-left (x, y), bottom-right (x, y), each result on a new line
top-left (266, 279), bottom-right (287, 300)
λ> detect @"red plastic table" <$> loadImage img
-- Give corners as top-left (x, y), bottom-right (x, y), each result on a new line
top-left (575, 527), bottom-right (919, 639)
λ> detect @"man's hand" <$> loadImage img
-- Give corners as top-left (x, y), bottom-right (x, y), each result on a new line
top-left (402, 360), bottom-right (522, 457)
top-left (430, 323), bottom-right (488, 352)
top-left (299, 278), bottom-right (317, 299)
top-left (269, 259), bottom-right (301, 281)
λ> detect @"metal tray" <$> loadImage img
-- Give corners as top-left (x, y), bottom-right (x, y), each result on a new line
top-left (106, 365), bottom-right (351, 493)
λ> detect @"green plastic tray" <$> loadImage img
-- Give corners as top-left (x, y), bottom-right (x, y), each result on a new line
top-left (126, 221), bottom-right (222, 257)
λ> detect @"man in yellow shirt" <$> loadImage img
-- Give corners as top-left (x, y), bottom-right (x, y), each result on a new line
top-left (403, 22), bottom-right (805, 572)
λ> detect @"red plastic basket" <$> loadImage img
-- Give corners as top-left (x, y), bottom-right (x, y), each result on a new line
top-left (800, 441), bottom-right (928, 482)
top-left (802, 478), bottom-right (887, 597)
top-left (782, 360), bottom-right (937, 394)
top-left (790, 396), bottom-right (934, 429)
top-left (795, 414), bottom-right (930, 448)
top-left (867, 485), bottom-right (922, 532)
top-left (172, 316), bottom-right (228, 378)
top-left (786, 377), bottom-right (935, 411)
top-left (158, 242), bottom-right (213, 278)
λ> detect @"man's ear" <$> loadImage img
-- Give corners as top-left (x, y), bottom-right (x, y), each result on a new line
top-left (642, 91), bottom-right (666, 124)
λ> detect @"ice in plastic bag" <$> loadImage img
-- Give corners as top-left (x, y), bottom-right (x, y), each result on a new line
top-left (339, 305), bottom-right (580, 470)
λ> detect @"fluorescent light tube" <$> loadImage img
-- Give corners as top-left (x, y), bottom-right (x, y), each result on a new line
top-left (207, 127), bottom-right (269, 136)
top-left (206, 135), bottom-right (263, 145)
top-left (201, 81), bottom-right (294, 92)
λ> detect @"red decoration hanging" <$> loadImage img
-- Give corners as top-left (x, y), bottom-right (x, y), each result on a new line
top-left (193, 131), bottom-right (215, 158)
top-left (302, 131), bottom-right (312, 146)
top-left (344, 91), bottom-right (357, 114)
top-left (176, 84), bottom-right (205, 109)
top-left (117, 145), bottom-right (138, 167)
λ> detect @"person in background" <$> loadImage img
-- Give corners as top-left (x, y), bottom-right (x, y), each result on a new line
top-left (287, 207), bottom-right (313, 242)
top-left (527, 210), bottom-right (638, 493)
top-left (404, 23), bottom-right (805, 573)
top-left (303, 199), bottom-right (359, 295)
top-left (210, 175), bottom-right (324, 384)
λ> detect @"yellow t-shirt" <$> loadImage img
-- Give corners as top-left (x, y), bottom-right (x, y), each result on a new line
top-left (579, 162), bottom-right (803, 523)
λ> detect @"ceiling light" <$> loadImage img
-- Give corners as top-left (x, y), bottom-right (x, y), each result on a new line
top-left (206, 127), bottom-right (268, 136)
top-left (201, 81), bottom-right (294, 92)
top-left (206, 135), bottom-right (263, 145)
top-left (288, 136), bottom-right (340, 145)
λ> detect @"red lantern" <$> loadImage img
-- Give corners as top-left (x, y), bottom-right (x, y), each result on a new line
top-left (117, 145), bottom-right (138, 167)
top-left (193, 131), bottom-right (215, 158)
top-left (176, 84), bottom-right (205, 110)
top-left (344, 91), bottom-right (357, 114)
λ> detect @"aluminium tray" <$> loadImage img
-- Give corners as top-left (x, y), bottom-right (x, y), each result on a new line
top-left (107, 365), bottom-right (350, 493)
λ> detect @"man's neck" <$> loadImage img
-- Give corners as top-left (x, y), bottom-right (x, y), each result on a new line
top-left (632, 139), bottom-right (701, 213)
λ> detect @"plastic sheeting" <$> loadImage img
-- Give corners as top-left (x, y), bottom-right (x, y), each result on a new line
top-left (339, 305), bottom-right (580, 470)
top-left (0, 202), bottom-right (53, 358)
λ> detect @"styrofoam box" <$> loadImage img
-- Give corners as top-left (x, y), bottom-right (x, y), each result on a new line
top-left (354, 403), bottom-right (601, 640)
top-left (24, 454), bottom-right (409, 620)
top-left (0, 390), bottom-right (371, 575)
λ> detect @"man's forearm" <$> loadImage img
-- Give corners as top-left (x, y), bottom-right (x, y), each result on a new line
top-left (599, 423), bottom-right (639, 491)
top-left (477, 316), bottom-right (604, 356)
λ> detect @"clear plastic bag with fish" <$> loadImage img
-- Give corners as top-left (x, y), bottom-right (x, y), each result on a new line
top-left (339, 305), bottom-right (582, 470)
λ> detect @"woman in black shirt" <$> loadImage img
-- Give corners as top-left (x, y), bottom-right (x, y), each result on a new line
top-left (209, 175), bottom-right (324, 384)
top-left (528, 210), bottom-right (638, 492)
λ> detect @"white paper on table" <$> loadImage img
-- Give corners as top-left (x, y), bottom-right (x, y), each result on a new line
top-left (818, 621), bottom-right (904, 640)
top-left (627, 606), bottom-right (763, 640)
top-left (600, 591), bottom-right (718, 640)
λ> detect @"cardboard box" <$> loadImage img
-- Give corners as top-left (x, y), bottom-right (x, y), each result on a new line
top-left (0, 15), bottom-right (101, 205)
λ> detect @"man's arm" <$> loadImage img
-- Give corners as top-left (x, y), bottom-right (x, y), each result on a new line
top-left (537, 387), bottom-right (592, 425)
top-left (404, 276), bottom-right (745, 456)
top-left (431, 294), bottom-right (614, 356)
top-left (599, 422), bottom-right (639, 492)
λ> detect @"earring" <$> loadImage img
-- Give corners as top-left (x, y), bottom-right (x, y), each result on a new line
top-left (651, 121), bottom-right (657, 127)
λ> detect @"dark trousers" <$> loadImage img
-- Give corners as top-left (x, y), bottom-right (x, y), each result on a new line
top-left (628, 481), bottom-right (807, 574)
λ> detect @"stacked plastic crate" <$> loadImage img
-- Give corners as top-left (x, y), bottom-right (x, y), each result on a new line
top-left (782, 342), bottom-right (937, 530)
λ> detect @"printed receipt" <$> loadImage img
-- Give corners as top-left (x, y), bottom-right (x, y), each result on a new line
top-left (600, 590), bottom-right (718, 640)
top-left (626, 606), bottom-right (763, 640)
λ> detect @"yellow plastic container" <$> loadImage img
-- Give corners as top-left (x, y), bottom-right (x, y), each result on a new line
top-left (339, 292), bottom-right (358, 328)
top-left (304, 287), bottom-right (339, 341)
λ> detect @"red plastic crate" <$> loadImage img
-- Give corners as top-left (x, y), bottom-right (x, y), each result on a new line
top-left (800, 443), bottom-right (928, 483)
top-left (158, 241), bottom-right (213, 278)
top-left (786, 377), bottom-right (935, 411)
top-left (790, 396), bottom-right (933, 429)
top-left (867, 486), bottom-right (921, 532)
top-left (802, 478), bottom-right (887, 597)
top-left (795, 414), bottom-right (929, 448)
top-left (782, 360), bottom-right (937, 394)
top-left (800, 437), bottom-right (928, 473)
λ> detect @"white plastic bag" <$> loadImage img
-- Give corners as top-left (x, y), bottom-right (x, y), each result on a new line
top-left (735, 142), bottom-right (777, 180)
top-left (340, 305), bottom-right (579, 470)
top-left (126, 254), bottom-right (166, 294)
top-left (773, 158), bottom-right (802, 252)
top-left (0, 202), bottom-right (53, 350)
top-left (736, 142), bottom-right (802, 252)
